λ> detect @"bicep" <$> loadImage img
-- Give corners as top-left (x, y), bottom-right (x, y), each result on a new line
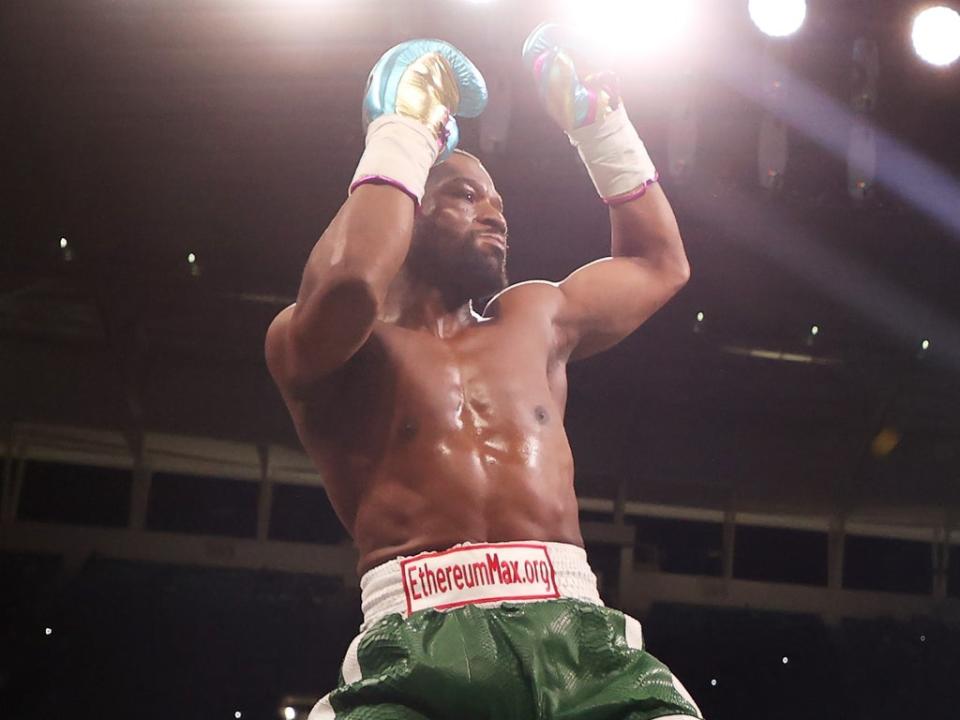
top-left (556, 256), bottom-right (689, 362)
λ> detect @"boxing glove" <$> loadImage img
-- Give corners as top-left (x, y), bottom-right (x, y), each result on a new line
top-left (522, 23), bottom-right (619, 132)
top-left (351, 39), bottom-right (487, 204)
top-left (523, 23), bottom-right (657, 205)
top-left (363, 38), bottom-right (487, 161)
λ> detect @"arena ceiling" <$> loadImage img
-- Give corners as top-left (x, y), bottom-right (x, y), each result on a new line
top-left (3, 0), bottom-right (960, 524)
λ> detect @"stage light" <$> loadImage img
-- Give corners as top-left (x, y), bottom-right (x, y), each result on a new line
top-left (782, 656), bottom-right (789, 664)
top-left (749, 0), bottom-right (806, 38)
top-left (871, 427), bottom-right (901, 457)
top-left (562, 0), bottom-right (698, 58)
top-left (921, 634), bottom-right (927, 642)
top-left (187, 252), bottom-right (201, 278)
top-left (45, 627), bottom-right (53, 636)
top-left (810, 325), bottom-right (819, 336)
top-left (912, 6), bottom-right (960, 67)
top-left (922, 339), bottom-right (931, 350)
top-left (283, 708), bottom-right (297, 720)
top-left (710, 678), bottom-right (717, 687)
top-left (235, 712), bottom-right (242, 719)
top-left (187, 253), bottom-right (201, 278)
top-left (693, 311), bottom-right (706, 334)
top-left (59, 237), bottom-right (68, 249)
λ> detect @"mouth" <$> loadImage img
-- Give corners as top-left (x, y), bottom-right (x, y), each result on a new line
top-left (477, 233), bottom-right (507, 254)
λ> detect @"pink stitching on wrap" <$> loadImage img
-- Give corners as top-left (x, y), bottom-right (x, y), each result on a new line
top-left (350, 175), bottom-right (420, 206)
top-left (602, 173), bottom-right (660, 207)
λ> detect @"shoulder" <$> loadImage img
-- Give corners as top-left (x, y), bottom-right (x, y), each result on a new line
top-left (482, 281), bottom-right (572, 361)
top-left (481, 280), bottom-right (566, 320)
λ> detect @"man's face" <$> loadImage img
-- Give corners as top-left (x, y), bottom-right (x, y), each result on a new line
top-left (409, 152), bottom-right (509, 303)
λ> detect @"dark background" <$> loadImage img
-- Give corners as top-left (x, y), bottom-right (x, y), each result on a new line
top-left (2, 0), bottom-right (960, 718)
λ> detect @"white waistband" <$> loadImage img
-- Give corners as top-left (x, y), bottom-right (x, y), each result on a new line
top-left (359, 541), bottom-right (602, 630)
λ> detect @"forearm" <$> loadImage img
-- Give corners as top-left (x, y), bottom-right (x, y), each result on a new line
top-left (609, 184), bottom-right (689, 274)
top-left (295, 184), bottom-right (414, 317)
top-left (270, 184), bottom-right (414, 384)
top-left (266, 39), bottom-right (485, 390)
top-left (563, 101), bottom-right (687, 271)
top-left (564, 97), bottom-right (688, 274)
top-left (523, 24), bottom-right (689, 276)
top-left (293, 111), bottom-right (440, 331)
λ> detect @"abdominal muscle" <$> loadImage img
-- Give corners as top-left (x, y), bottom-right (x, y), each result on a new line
top-left (320, 421), bottom-right (583, 576)
top-left (289, 316), bottom-right (582, 575)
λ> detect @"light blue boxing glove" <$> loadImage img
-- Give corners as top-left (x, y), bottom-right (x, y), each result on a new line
top-left (362, 39), bottom-right (487, 162)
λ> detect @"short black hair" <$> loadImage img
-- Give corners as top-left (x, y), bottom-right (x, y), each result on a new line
top-left (427, 148), bottom-right (485, 187)
top-left (451, 147), bottom-right (481, 164)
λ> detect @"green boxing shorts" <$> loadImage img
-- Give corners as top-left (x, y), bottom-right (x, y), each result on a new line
top-left (308, 541), bottom-right (702, 720)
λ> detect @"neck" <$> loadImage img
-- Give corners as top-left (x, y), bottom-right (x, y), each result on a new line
top-left (380, 266), bottom-right (479, 338)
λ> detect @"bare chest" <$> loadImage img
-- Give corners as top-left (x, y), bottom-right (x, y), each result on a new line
top-left (405, 330), bottom-right (554, 418)
top-left (294, 319), bottom-right (568, 466)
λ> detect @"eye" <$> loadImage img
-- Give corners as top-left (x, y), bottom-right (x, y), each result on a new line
top-left (459, 189), bottom-right (475, 202)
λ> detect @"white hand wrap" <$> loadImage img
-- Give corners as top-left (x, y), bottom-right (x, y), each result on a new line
top-left (350, 114), bottom-right (441, 205)
top-left (566, 105), bottom-right (658, 206)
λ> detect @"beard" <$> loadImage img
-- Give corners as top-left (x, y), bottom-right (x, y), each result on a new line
top-left (407, 220), bottom-right (509, 309)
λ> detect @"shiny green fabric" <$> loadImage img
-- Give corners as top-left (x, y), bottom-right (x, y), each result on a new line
top-left (330, 599), bottom-right (701, 720)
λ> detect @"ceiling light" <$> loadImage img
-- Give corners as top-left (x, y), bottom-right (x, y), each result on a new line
top-left (912, 6), bottom-right (960, 67)
top-left (749, 0), bottom-right (806, 38)
top-left (563, 0), bottom-right (698, 58)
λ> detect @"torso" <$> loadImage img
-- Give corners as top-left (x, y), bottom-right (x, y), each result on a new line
top-left (281, 283), bottom-right (583, 574)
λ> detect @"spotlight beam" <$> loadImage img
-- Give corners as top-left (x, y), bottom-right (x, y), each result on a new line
top-left (690, 172), bottom-right (960, 369)
top-left (715, 47), bottom-right (960, 243)
top-left (684, 184), bottom-right (960, 368)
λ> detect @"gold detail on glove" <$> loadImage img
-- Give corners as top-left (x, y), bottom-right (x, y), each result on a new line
top-left (541, 51), bottom-right (617, 132)
top-left (395, 52), bottom-right (461, 142)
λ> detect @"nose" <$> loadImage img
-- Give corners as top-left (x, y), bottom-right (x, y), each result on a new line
top-left (477, 202), bottom-right (507, 237)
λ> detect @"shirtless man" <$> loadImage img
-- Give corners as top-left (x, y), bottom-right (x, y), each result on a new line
top-left (266, 27), bottom-right (702, 720)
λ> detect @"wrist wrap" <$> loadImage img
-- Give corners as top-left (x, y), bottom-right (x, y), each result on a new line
top-left (566, 105), bottom-right (659, 206)
top-left (350, 114), bottom-right (440, 205)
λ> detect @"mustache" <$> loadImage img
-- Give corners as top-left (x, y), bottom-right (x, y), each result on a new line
top-left (470, 229), bottom-right (509, 250)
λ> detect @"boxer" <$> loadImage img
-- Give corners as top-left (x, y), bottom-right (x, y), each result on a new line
top-left (266, 27), bottom-right (700, 720)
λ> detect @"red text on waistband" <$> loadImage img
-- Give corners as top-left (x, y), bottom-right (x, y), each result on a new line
top-left (400, 543), bottom-right (560, 615)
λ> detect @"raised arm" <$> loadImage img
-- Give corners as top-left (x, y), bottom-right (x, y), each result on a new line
top-left (557, 184), bottom-right (690, 361)
top-left (265, 41), bottom-right (487, 398)
top-left (265, 185), bottom-right (414, 396)
top-left (522, 24), bottom-right (690, 362)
